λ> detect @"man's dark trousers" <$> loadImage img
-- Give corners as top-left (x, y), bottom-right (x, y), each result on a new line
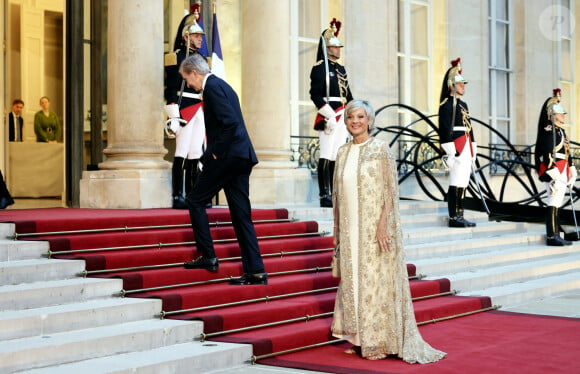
top-left (187, 156), bottom-right (265, 274)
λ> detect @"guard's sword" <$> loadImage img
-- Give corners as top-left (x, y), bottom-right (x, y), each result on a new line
top-left (471, 162), bottom-right (490, 215)
top-left (568, 185), bottom-right (580, 240)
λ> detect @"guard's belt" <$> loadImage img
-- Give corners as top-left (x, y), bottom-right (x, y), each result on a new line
top-left (453, 126), bottom-right (468, 131)
top-left (324, 97), bottom-right (345, 103)
top-left (178, 92), bottom-right (201, 100)
top-left (554, 152), bottom-right (567, 160)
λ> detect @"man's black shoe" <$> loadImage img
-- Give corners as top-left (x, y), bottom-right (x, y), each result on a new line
top-left (184, 257), bottom-right (219, 272)
top-left (0, 197), bottom-right (14, 209)
top-left (546, 236), bottom-right (573, 246)
top-left (448, 217), bottom-right (476, 228)
top-left (320, 196), bottom-right (332, 208)
top-left (172, 196), bottom-right (188, 209)
top-left (229, 272), bottom-right (268, 285)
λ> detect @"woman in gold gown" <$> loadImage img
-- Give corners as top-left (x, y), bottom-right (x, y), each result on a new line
top-left (331, 99), bottom-right (446, 363)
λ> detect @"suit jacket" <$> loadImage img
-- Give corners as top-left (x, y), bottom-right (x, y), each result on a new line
top-left (201, 74), bottom-right (258, 166)
top-left (8, 112), bottom-right (23, 142)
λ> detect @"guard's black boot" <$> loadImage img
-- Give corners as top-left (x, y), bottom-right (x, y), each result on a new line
top-left (456, 187), bottom-right (476, 227)
top-left (318, 158), bottom-right (332, 208)
top-left (448, 186), bottom-right (474, 227)
top-left (546, 206), bottom-right (572, 246)
top-left (172, 157), bottom-right (187, 209)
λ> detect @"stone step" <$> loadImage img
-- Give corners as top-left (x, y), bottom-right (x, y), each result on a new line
top-left (23, 341), bottom-right (251, 374)
top-left (467, 272), bottom-right (580, 308)
top-left (0, 297), bottom-right (163, 341)
top-left (0, 239), bottom-right (49, 262)
top-left (0, 223), bottom-right (16, 240)
top-left (0, 258), bottom-right (85, 285)
top-left (0, 277), bottom-right (123, 311)
top-left (442, 250), bottom-right (580, 294)
top-left (405, 229), bottom-right (545, 260)
top-left (0, 319), bottom-right (201, 373)
top-left (413, 242), bottom-right (579, 277)
top-left (402, 220), bottom-right (528, 245)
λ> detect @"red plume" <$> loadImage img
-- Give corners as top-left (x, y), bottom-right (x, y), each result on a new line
top-left (330, 18), bottom-right (342, 36)
top-left (450, 57), bottom-right (462, 73)
top-left (553, 88), bottom-right (561, 98)
top-left (190, 3), bottom-right (201, 17)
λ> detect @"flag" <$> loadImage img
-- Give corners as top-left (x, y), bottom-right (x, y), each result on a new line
top-left (211, 11), bottom-right (226, 80)
top-left (197, 15), bottom-right (209, 58)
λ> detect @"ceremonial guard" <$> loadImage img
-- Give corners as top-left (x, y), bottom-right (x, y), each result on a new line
top-left (309, 18), bottom-right (353, 208)
top-left (164, 6), bottom-right (206, 209)
top-left (438, 58), bottom-right (477, 228)
top-left (534, 89), bottom-right (576, 246)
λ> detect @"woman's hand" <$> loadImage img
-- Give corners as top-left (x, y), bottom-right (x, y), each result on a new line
top-left (376, 223), bottom-right (393, 252)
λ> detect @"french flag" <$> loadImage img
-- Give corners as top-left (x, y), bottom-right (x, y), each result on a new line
top-left (211, 11), bottom-right (226, 80)
top-left (197, 14), bottom-right (209, 58)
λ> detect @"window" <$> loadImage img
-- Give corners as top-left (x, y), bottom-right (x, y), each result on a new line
top-left (488, 0), bottom-right (513, 143)
top-left (557, 0), bottom-right (575, 129)
top-left (398, 0), bottom-right (431, 133)
top-left (291, 0), bottom-right (326, 137)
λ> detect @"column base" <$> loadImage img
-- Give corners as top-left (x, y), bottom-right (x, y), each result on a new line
top-left (250, 166), bottom-right (313, 205)
top-left (80, 169), bottom-right (171, 208)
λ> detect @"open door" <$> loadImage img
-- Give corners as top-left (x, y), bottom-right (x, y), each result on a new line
top-left (8, 4), bottom-right (64, 199)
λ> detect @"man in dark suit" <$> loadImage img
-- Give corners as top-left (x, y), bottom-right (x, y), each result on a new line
top-left (8, 99), bottom-right (24, 142)
top-left (179, 53), bottom-right (267, 285)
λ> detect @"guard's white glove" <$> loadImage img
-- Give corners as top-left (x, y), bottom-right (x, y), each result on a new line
top-left (441, 142), bottom-right (457, 169)
top-left (568, 166), bottom-right (577, 187)
top-left (546, 167), bottom-right (561, 182)
top-left (318, 104), bottom-right (336, 120)
top-left (324, 116), bottom-right (337, 135)
top-left (164, 103), bottom-right (186, 138)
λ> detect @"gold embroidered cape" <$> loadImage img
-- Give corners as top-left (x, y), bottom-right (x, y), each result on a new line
top-left (331, 137), bottom-right (446, 363)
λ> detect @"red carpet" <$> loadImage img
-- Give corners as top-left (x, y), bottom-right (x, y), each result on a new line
top-left (3, 207), bottom-right (577, 373)
top-left (260, 311), bottom-right (580, 374)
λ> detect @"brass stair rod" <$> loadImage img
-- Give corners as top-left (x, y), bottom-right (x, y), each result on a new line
top-left (160, 287), bottom-right (340, 318)
top-left (200, 311), bottom-right (334, 341)
top-left (47, 231), bottom-right (325, 257)
top-left (417, 305), bottom-right (501, 325)
top-left (125, 266), bottom-right (334, 296)
top-left (12, 218), bottom-right (293, 239)
top-left (84, 247), bottom-right (334, 276)
top-left (251, 305), bottom-right (501, 363)
top-left (251, 338), bottom-right (345, 364)
top-left (412, 290), bottom-right (457, 301)
top-left (130, 265), bottom-right (420, 298)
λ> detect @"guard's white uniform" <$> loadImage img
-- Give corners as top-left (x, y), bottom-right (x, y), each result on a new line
top-left (174, 103), bottom-right (205, 160)
top-left (318, 107), bottom-right (349, 161)
top-left (448, 140), bottom-right (474, 188)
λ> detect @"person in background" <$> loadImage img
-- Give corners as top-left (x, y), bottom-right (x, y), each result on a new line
top-left (164, 6), bottom-right (207, 209)
top-left (179, 53), bottom-right (267, 286)
top-left (34, 96), bottom-right (62, 143)
top-left (309, 18), bottom-right (353, 208)
top-left (534, 89), bottom-right (575, 246)
top-left (8, 99), bottom-right (24, 142)
top-left (438, 58), bottom-right (477, 228)
top-left (331, 99), bottom-right (446, 363)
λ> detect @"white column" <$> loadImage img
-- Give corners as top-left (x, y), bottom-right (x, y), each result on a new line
top-left (241, 0), bottom-right (312, 205)
top-left (80, 0), bottom-right (171, 208)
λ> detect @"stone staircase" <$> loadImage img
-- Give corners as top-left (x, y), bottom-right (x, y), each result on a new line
top-left (1, 201), bottom-right (579, 373)
top-left (0, 223), bottom-right (250, 373)
top-left (287, 200), bottom-right (580, 310)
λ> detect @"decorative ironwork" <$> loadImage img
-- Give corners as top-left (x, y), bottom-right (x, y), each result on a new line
top-left (290, 135), bottom-right (319, 173)
top-left (371, 103), bottom-right (580, 224)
